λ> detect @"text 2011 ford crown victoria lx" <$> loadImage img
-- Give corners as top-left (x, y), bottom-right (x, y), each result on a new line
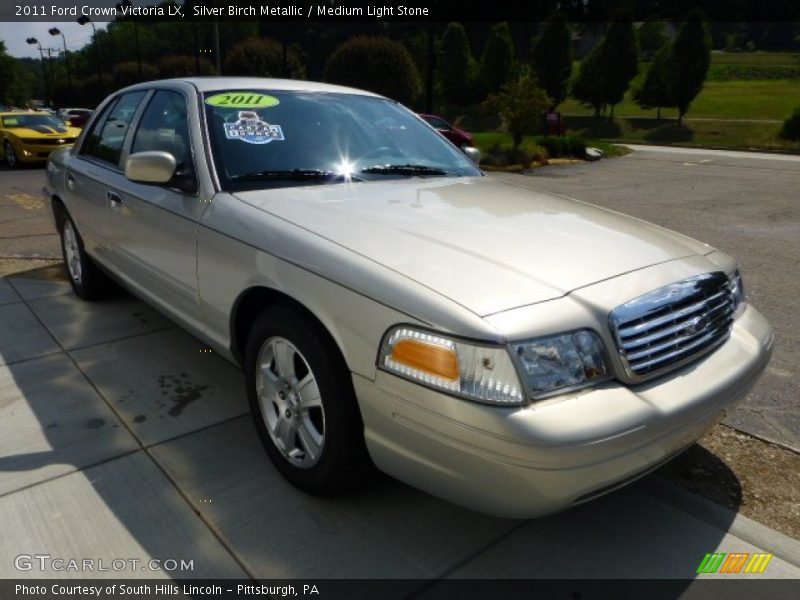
top-left (44, 78), bottom-right (773, 518)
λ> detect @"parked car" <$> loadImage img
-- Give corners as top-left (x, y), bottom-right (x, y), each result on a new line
top-left (1, 112), bottom-right (81, 167)
top-left (419, 113), bottom-right (474, 147)
top-left (44, 78), bottom-right (773, 518)
top-left (68, 111), bottom-right (93, 128)
top-left (57, 107), bottom-right (92, 122)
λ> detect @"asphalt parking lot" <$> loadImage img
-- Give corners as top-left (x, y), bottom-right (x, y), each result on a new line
top-left (0, 147), bottom-right (799, 586)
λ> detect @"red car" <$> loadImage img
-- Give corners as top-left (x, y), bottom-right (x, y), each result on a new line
top-left (419, 113), bottom-right (473, 148)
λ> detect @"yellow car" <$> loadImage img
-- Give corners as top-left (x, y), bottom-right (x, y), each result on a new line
top-left (0, 112), bottom-right (81, 168)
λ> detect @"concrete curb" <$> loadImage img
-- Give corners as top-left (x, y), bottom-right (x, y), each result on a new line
top-left (643, 476), bottom-right (800, 568)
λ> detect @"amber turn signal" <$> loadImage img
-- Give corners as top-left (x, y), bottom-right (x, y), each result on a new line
top-left (390, 339), bottom-right (460, 381)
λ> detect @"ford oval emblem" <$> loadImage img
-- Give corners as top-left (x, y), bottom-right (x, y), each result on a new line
top-left (685, 316), bottom-right (709, 337)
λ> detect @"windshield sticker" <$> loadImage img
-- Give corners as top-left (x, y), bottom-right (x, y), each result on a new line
top-left (223, 111), bottom-right (285, 144)
top-left (206, 92), bottom-right (280, 108)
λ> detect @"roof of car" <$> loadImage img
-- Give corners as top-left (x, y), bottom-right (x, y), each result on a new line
top-left (124, 77), bottom-right (383, 98)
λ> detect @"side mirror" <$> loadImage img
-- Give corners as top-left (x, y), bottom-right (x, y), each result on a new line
top-left (125, 151), bottom-right (176, 184)
top-left (463, 146), bottom-right (481, 165)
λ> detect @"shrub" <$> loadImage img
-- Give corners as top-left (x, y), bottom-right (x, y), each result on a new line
top-left (534, 135), bottom-right (587, 158)
top-left (780, 107), bottom-right (800, 140)
top-left (481, 143), bottom-right (547, 168)
top-left (325, 36), bottom-right (420, 105)
top-left (224, 37), bottom-right (305, 79)
top-left (483, 78), bottom-right (550, 149)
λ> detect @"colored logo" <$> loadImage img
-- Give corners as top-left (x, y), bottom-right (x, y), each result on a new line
top-left (223, 111), bottom-right (284, 145)
top-left (696, 552), bottom-right (773, 574)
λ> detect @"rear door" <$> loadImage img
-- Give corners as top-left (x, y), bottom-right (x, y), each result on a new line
top-left (103, 88), bottom-right (206, 333)
top-left (65, 91), bottom-right (148, 262)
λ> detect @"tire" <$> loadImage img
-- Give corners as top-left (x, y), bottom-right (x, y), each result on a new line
top-left (244, 305), bottom-right (372, 495)
top-left (4, 141), bottom-right (18, 168)
top-left (59, 212), bottom-right (109, 300)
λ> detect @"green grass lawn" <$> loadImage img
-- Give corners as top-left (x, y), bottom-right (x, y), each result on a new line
top-left (560, 79), bottom-right (800, 121)
top-left (563, 117), bottom-right (800, 152)
top-left (710, 51), bottom-right (800, 66)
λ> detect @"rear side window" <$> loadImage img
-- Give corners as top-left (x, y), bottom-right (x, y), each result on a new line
top-left (82, 91), bottom-right (146, 167)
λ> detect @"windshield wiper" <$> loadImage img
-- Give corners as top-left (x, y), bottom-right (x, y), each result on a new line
top-left (230, 169), bottom-right (360, 182)
top-left (360, 164), bottom-right (451, 176)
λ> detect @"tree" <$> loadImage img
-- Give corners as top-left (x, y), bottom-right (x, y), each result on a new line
top-left (632, 44), bottom-right (672, 118)
top-left (596, 16), bottom-right (638, 120)
top-left (224, 37), bottom-right (306, 79)
top-left (479, 22), bottom-right (515, 94)
top-left (779, 107), bottom-right (800, 140)
top-left (637, 21), bottom-right (668, 59)
top-left (531, 16), bottom-right (572, 109)
top-left (438, 22), bottom-right (478, 105)
top-left (325, 37), bottom-right (420, 105)
top-left (111, 61), bottom-right (158, 89)
top-left (157, 55), bottom-right (215, 78)
top-left (665, 11), bottom-right (711, 125)
top-left (0, 42), bottom-right (16, 104)
top-left (483, 77), bottom-right (550, 150)
top-left (571, 44), bottom-right (604, 116)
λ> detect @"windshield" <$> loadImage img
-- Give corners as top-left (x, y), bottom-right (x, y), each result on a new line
top-left (203, 90), bottom-right (481, 191)
top-left (2, 114), bottom-right (68, 130)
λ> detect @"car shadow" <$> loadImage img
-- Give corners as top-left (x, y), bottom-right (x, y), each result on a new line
top-left (0, 263), bottom-right (745, 585)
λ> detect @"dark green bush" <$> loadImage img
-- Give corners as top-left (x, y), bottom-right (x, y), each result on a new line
top-left (534, 135), bottom-right (587, 158)
top-left (780, 107), bottom-right (800, 140)
top-left (324, 36), bottom-right (419, 105)
top-left (481, 143), bottom-right (547, 168)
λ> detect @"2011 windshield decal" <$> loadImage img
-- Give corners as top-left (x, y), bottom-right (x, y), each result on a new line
top-left (205, 92), bottom-right (280, 108)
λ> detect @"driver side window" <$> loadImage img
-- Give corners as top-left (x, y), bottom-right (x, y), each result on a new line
top-left (131, 90), bottom-right (195, 187)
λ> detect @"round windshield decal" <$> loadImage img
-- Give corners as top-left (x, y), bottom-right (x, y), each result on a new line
top-left (205, 92), bottom-right (280, 108)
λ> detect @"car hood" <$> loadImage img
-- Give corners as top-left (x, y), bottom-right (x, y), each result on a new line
top-left (234, 176), bottom-right (712, 316)
top-left (7, 125), bottom-right (80, 138)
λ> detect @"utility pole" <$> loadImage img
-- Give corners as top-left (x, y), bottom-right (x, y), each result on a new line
top-left (77, 16), bottom-right (103, 94)
top-left (26, 38), bottom-right (51, 106)
top-left (48, 28), bottom-right (72, 101)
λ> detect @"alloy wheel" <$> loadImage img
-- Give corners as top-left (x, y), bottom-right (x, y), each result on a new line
top-left (255, 336), bottom-right (326, 468)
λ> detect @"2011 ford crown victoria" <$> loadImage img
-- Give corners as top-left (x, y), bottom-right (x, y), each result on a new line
top-left (44, 78), bottom-right (773, 518)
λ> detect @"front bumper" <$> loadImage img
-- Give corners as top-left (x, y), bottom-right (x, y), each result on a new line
top-left (355, 304), bottom-right (773, 518)
top-left (16, 142), bottom-right (73, 162)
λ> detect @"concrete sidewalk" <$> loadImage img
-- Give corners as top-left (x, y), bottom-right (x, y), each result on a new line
top-left (1, 265), bottom-right (799, 586)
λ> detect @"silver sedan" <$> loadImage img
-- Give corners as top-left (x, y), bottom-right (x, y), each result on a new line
top-left (44, 78), bottom-right (773, 518)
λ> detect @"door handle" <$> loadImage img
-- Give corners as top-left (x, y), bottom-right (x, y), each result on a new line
top-left (66, 172), bottom-right (75, 189)
top-left (107, 190), bottom-right (122, 204)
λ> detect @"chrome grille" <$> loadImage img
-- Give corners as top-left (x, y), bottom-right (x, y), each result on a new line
top-left (609, 272), bottom-right (734, 381)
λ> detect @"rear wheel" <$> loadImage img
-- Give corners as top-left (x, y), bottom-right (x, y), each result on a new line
top-left (59, 213), bottom-right (109, 300)
top-left (245, 305), bottom-right (371, 494)
top-left (4, 141), bottom-right (18, 168)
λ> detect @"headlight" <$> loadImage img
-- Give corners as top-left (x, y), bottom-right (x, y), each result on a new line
top-left (512, 330), bottom-right (609, 399)
top-left (729, 269), bottom-right (745, 315)
top-left (378, 326), bottom-right (524, 405)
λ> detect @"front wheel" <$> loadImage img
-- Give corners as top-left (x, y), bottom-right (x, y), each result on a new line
top-left (4, 141), bottom-right (18, 168)
top-left (245, 305), bottom-right (372, 495)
